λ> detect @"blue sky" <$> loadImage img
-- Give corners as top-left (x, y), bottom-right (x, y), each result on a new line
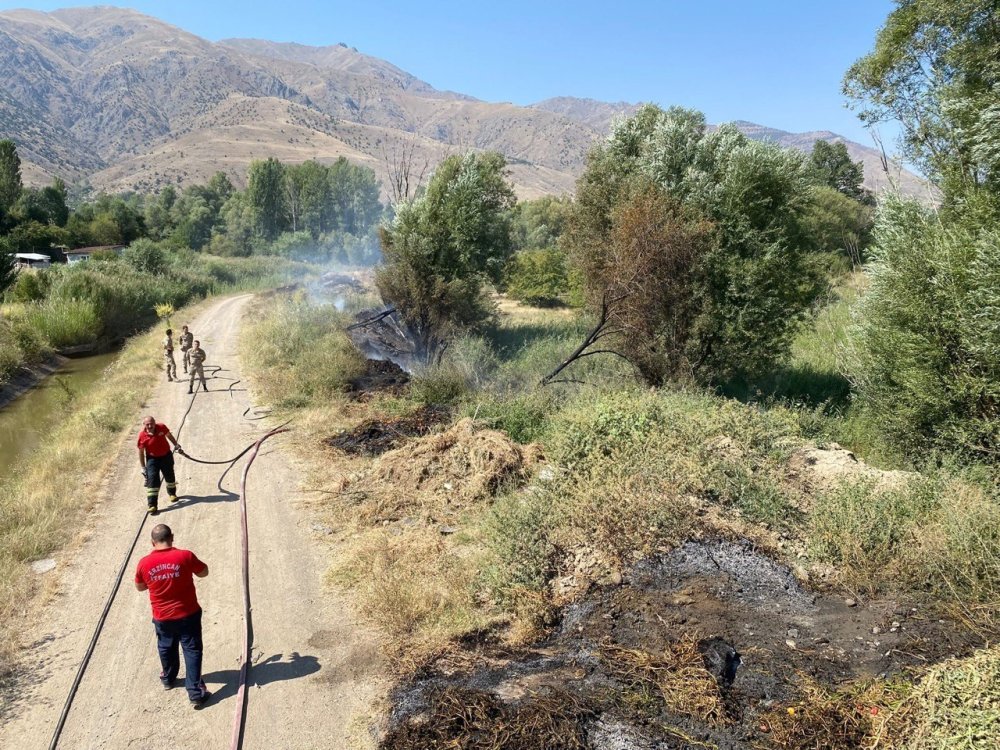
top-left (4, 1), bottom-right (900, 150)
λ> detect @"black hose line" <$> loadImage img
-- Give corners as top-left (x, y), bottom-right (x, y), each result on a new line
top-left (46, 514), bottom-right (148, 750)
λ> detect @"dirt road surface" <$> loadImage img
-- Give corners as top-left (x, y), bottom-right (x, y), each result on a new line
top-left (0, 294), bottom-right (384, 749)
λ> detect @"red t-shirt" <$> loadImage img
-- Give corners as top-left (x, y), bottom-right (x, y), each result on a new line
top-left (135, 547), bottom-right (206, 621)
top-left (137, 423), bottom-right (171, 458)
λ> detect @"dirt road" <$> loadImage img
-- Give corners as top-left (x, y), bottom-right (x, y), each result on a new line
top-left (0, 294), bottom-right (383, 749)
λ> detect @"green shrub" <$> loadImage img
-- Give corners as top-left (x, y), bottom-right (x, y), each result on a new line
top-left (847, 197), bottom-right (1000, 458)
top-left (25, 298), bottom-right (101, 348)
top-left (461, 391), bottom-right (556, 444)
top-left (810, 478), bottom-right (937, 591)
top-left (482, 493), bottom-right (557, 601)
top-left (122, 239), bottom-right (167, 275)
top-left (5, 270), bottom-right (50, 302)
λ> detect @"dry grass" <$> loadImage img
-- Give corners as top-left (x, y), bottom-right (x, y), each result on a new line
top-left (328, 529), bottom-right (498, 665)
top-left (350, 418), bottom-right (542, 524)
top-left (602, 637), bottom-right (727, 726)
top-left (0, 298), bottom-right (214, 678)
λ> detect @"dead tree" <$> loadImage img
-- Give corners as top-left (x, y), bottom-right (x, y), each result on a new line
top-left (380, 136), bottom-right (429, 205)
top-left (540, 292), bottom-right (634, 386)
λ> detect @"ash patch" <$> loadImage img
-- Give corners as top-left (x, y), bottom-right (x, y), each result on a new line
top-left (347, 358), bottom-right (410, 399)
top-left (633, 541), bottom-right (815, 615)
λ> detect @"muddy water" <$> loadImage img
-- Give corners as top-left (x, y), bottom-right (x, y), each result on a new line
top-left (0, 352), bottom-right (118, 483)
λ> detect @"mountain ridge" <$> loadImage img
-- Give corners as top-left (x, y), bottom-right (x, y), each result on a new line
top-left (0, 6), bottom-right (925, 200)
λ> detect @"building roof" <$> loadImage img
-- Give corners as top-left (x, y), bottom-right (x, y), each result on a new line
top-left (66, 245), bottom-right (125, 255)
top-left (13, 253), bottom-right (52, 261)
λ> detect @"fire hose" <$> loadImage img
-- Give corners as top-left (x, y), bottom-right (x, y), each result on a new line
top-left (47, 382), bottom-right (288, 750)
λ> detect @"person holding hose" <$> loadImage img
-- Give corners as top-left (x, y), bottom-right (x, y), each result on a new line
top-left (188, 340), bottom-right (208, 394)
top-left (137, 415), bottom-right (181, 515)
top-left (134, 523), bottom-right (211, 708)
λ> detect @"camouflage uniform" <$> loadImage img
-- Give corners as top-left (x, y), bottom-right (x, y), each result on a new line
top-left (163, 333), bottom-right (177, 381)
top-left (188, 346), bottom-right (207, 393)
top-left (179, 329), bottom-right (194, 373)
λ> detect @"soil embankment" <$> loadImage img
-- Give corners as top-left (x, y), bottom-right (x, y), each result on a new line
top-left (0, 294), bottom-right (384, 749)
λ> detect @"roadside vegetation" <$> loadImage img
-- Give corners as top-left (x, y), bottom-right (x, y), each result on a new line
top-left (241, 5), bottom-right (1000, 744)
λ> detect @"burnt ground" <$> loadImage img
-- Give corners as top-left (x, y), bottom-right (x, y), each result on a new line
top-left (325, 405), bottom-right (450, 456)
top-left (347, 358), bottom-right (411, 400)
top-left (381, 540), bottom-right (983, 750)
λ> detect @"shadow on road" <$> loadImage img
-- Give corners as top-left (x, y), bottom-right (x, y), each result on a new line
top-left (201, 652), bottom-right (321, 704)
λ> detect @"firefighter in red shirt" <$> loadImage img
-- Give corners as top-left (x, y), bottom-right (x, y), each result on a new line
top-left (137, 415), bottom-right (181, 515)
top-left (135, 523), bottom-right (211, 708)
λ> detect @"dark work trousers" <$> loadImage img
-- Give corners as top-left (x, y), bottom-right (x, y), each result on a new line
top-left (153, 608), bottom-right (207, 702)
top-left (145, 452), bottom-right (177, 509)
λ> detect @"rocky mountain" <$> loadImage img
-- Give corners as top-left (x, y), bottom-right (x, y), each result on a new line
top-left (0, 6), bottom-right (925, 200)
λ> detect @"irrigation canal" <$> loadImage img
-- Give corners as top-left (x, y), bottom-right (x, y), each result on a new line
top-left (0, 352), bottom-right (119, 484)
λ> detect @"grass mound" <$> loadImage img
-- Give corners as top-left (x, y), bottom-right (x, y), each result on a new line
top-left (366, 417), bottom-right (542, 517)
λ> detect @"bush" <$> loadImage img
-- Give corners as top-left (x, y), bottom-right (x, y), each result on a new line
top-left (122, 239), bottom-right (166, 275)
top-left (5, 270), bottom-right (51, 303)
top-left (847, 197), bottom-right (1000, 458)
top-left (809, 470), bottom-right (1000, 619)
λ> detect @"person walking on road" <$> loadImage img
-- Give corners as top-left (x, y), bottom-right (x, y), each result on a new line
top-left (179, 324), bottom-right (194, 374)
top-left (137, 416), bottom-right (181, 514)
top-left (134, 523), bottom-right (212, 708)
top-left (163, 328), bottom-right (177, 382)
top-left (188, 340), bottom-right (207, 394)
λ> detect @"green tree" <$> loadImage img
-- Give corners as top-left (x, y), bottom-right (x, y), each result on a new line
top-left (0, 139), bottom-right (22, 219)
top-left (513, 195), bottom-right (573, 251)
top-left (377, 152), bottom-right (516, 361)
top-left (566, 104), bottom-right (822, 384)
top-left (329, 157), bottom-right (382, 235)
top-left (809, 140), bottom-right (871, 203)
top-left (504, 247), bottom-right (570, 306)
top-left (802, 185), bottom-right (874, 265)
top-left (844, 0), bottom-right (1000, 204)
top-left (246, 158), bottom-right (287, 241)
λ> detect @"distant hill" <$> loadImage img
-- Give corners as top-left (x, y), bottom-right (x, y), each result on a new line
top-left (0, 7), bottom-right (926, 200)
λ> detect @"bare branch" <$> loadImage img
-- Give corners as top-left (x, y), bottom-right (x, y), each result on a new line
top-left (345, 307), bottom-right (397, 331)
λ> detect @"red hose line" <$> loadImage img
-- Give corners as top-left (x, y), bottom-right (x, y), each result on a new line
top-left (229, 426), bottom-right (289, 750)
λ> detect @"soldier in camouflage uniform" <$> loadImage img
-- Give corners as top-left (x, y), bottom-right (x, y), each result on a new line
top-left (188, 340), bottom-right (208, 394)
top-left (163, 329), bottom-right (177, 382)
top-left (179, 324), bottom-right (194, 374)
